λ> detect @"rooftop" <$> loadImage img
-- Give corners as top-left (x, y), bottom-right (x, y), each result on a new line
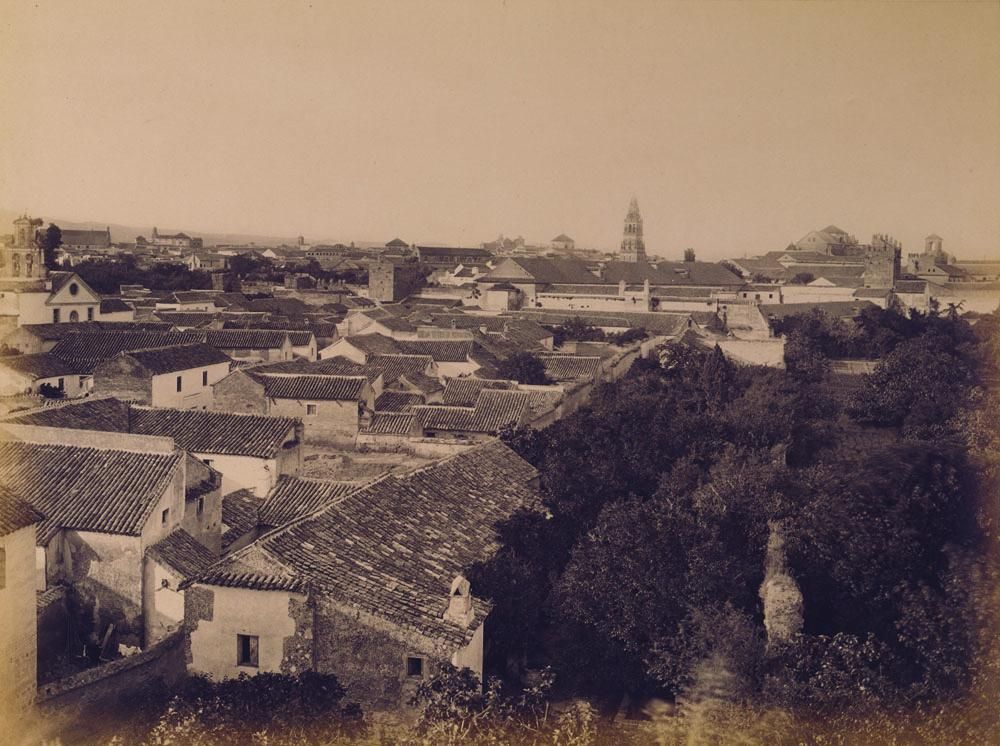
top-left (192, 441), bottom-right (540, 648)
top-left (0, 440), bottom-right (180, 537)
top-left (120, 343), bottom-right (231, 375)
top-left (258, 476), bottom-right (361, 528)
top-left (147, 528), bottom-right (218, 579)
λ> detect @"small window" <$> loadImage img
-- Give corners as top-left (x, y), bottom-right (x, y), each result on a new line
top-left (202, 370), bottom-right (208, 386)
top-left (69, 282), bottom-right (79, 296)
top-left (161, 508), bottom-right (169, 525)
top-left (53, 309), bottom-right (61, 323)
top-left (197, 497), bottom-right (205, 516)
top-left (57, 378), bottom-right (64, 391)
top-left (176, 376), bottom-right (183, 392)
top-left (87, 307), bottom-right (94, 321)
top-left (406, 656), bottom-right (424, 677)
top-left (237, 634), bottom-right (259, 667)
top-left (78, 376), bottom-right (86, 387)
top-left (203, 458), bottom-right (214, 468)
top-left (69, 310), bottom-right (79, 322)
top-left (306, 404), bottom-right (317, 415)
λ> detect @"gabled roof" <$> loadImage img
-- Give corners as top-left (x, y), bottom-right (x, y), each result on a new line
top-left (257, 374), bottom-right (367, 401)
top-left (374, 390), bottom-right (425, 412)
top-left (1, 397), bottom-right (131, 431)
top-left (442, 377), bottom-right (516, 407)
top-left (129, 407), bottom-right (297, 458)
top-left (360, 412), bottom-right (420, 435)
top-left (256, 357), bottom-right (382, 382)
top-left (0, 485), bottom-right (43, 537)
top-left (365, 353), bottom-right (434, 384)
top-left (147, 528), bottom-right (217, 579)
top-left (192, 441), bottom-right (539, 647)
top-left (341, 333), bottom-right (404, 357)
top-left (478, 257), bottom-right (598, 285)
top-left (398, 339), bottom-right (472, 363)
top-left (538, 354), bottom-right (602, 382)
top-left (0, 353), bottom-right (77, 380)
top-left (551, 234), bottom-right (574, 243)
top-left (385, 238), bottom-right (409, 248)
top-left (600, 261), bottom-right (742, 287)
top-left (99, 298), bottom-right (133, 314)
top-left (221, 490), bottom-right (263, 550)
top-left (414, 389), bottom-right (530, 433)
top-left (205, 329), bottom-right (289, 350)
top-left (120, 343), bottom-right (231, 375)
top-left (50, 331), bottom-right (202, 360)
top-left (258, 476), bottom-right (361, 528)
top-left (153, 311), bottom-right (219, 328)
top-left (0, 441), bottom-right (181, 537)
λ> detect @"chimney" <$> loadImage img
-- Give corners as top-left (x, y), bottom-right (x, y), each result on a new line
top-left (618, 279), bottom-right (626, 297)
top-left (443, 575), bottom-right (475, 628)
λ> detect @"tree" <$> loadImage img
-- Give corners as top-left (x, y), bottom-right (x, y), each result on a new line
top-left (496, 352), bottom-right (551, 385)
top-left (38, 223), bottom-right (63, 270)
top-left (790, 272), bottom-right (815, 285)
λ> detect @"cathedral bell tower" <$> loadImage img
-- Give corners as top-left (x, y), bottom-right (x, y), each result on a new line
top-left (619, 196), bottom-right (646, 262)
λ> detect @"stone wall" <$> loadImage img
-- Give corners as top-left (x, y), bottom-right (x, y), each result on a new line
top-left (211, 372), bottom-right (268, 415)
top-left (313, 597), bottom-right (449, 712)
top-left (36, 631), bottom-right (186, 717)
top-left (64, 531), bottom-right (144, 646)
top-left (0, 524), bottom-right (39, 715)
top-left (269, 398), bottom-right (360, 447)
top-left (92, 355), bottom-right (153, 403)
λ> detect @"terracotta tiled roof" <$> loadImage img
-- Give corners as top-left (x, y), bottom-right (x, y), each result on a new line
top-left (601, 260), bottom-right (742, 287)
top-left (147, 528), bottom-right (217, 579)
top-left (414, 389), bottom-right (530, 433)
top-left (130, 407), bottom-right (298, 458)
top-left (153, 311), bottom-right (219, 328)
top-left (399, 371), bottom-right (444, 395)
top-left (478, 257), bottom-right (598, 285)
top-left (538, 354), bottom-right (602, 382)
top-left (193, 441), bottom-right (540, 646)
top-left (221, 490), bottom-right (263, 550)
top-left (361, 412), bottom-right (420, 435)
top-left (442, 378), bottom-right (516, 407)
top-left (205, 329), bottom-right (289, 350)
top-left (342, 334), bottom-right (404, 356)
top-left (99, 298), bottom-right (133, 314)
top-left (0, 353), bottom-right (77, 380)
top-left (0, 485), bottom-right (43, 537)
top-left (50, 331), bottom-right (202, 359)
top-left (258, 374), bottom-right (367, 401)
top-left (257, 357), bottom-right (382, 382)
top-left (366, 354), bottom-right (434, 384)
top-left (286, 331), bottom-right (316, 346)
top-left (122, 343), bottom-right (231, 375)
top-left (2, 397), bottom-right (131, 431)
top-left (258, 476), bottom-right (361, 528)
top-left (374, 390), bottom-right (424, 412)
top-left (0, 441), bottom-right (181, 536)
top-left (398, 339), bottom-right (472, 362)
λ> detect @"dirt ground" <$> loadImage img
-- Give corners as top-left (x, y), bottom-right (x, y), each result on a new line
top-left (300, 446), bottom-right (435, 482)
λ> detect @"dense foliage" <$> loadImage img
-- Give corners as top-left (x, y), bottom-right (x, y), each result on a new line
top-left (68, 256), bottom-right (213, 294)
top-left (481, 309), bottom-right (999, 731)
top-left (497, 352), bottom-right (552, 385)
top-left (38, 222), bottom-right (63, 270)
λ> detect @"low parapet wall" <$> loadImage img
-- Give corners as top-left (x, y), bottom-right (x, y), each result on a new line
top-left (36, 631), bottom-right (186, 714)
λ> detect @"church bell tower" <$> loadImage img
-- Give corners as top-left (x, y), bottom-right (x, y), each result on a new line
top-left (619, 197), bottom-right (646, 262)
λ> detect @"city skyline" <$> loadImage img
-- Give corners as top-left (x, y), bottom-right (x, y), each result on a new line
top-left (1, 1), bottom-right (998, 259)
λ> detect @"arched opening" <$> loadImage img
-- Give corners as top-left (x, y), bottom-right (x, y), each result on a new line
top-left (69, 310), bottom-right (79, 322)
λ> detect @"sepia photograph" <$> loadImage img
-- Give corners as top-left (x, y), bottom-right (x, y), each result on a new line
top-left (0, 0), bottom-right (998, 743)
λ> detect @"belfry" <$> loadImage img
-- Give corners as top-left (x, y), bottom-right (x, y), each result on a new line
top-left (619, 196), bottom-right (646, 262)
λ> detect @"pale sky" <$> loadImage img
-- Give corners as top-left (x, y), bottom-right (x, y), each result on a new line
top-left (1, 0), bottom-right (998, 258)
